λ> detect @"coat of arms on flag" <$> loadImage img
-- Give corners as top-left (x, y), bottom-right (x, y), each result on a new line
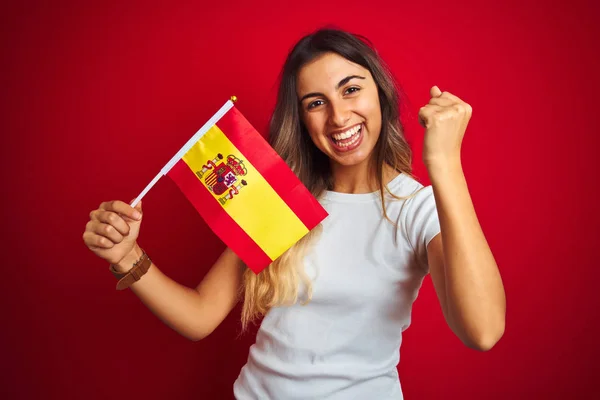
top-left (197, 153), bottom-right (248, 205)
top-left (131, 97), bottom-right (328, 274)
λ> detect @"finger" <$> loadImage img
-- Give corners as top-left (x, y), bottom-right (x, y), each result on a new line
top-left (439, 90), bottom-right (463, 103)
top-left (428, 96), bottom-right (455, 107)
top-left (90, 221), bottom-right (125, 244)
top-left (436, 91), bottom-right (472, 115)
top-left (83, 231), bottom-right (115, 249)
top-left (430, 85), bottom-right (443, 98)
top-left (100, 200), bottom-right (142, 221)
top-left (89, 209), bottom-right (101, 221)
top-left (129, 198), bottom-right (143, 209)
top-left (123, 198), bottom-right (143, 224)
top-left (129, 198), bottom-right (143, 214)
top-left (418, 104), bottom-right (444, 128)
top-left (95, 210), bottom-right (131, 236)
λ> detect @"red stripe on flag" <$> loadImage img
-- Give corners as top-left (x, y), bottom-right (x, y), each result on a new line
top-left (217, 107), bottom-right (327, 230)
top-left (168, 159), bottom-right (273, 273)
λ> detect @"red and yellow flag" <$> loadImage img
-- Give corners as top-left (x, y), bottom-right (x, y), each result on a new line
top-left (164, 100), bottom-right (327, 273)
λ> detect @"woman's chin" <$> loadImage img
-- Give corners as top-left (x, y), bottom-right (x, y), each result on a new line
top-left (330, 149), bottom-right (372, 167)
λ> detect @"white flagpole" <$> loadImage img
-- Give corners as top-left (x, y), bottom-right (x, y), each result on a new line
top-left (130, 97), bottom-right (236, 208)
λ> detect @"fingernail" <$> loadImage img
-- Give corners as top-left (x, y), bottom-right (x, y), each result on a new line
top-left (133, 211), bottom-right (142, 220)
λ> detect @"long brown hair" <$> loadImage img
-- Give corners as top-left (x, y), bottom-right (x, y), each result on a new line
top-left (241, 28), bottom-right (417, 330)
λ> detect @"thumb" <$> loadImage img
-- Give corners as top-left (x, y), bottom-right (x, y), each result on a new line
top-left (128, 198), bottom-right (143, 219)
top-left (430, 85), bottom-right (442, 98)
top-left (129, 198), bottom-right (142, 209)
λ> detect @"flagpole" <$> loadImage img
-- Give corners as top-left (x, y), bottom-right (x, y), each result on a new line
top-left (130, 96), bottom-right (237, 207)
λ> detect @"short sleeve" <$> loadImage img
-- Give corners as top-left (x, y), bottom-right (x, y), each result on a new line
top-left (401, 185), bottom-right (441, 272)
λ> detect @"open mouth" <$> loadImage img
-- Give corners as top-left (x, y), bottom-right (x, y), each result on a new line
top-left (329, 124), bottom-right (363, 151)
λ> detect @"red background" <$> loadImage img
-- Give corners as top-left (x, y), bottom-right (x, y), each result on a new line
top-left (1, 0), bottom-right (599, 399)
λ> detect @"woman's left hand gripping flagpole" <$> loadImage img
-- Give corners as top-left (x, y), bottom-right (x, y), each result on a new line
top-left (129, 97), bottom-right (237, 208)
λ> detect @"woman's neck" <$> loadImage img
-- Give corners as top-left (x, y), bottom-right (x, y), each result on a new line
top-left (329, 161), bottom-right (398, 194)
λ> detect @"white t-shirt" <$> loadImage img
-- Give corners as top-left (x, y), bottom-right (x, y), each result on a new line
top-left (234, 173), bottom-right (441, 399)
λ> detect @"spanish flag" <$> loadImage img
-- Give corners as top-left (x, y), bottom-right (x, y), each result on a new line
top-left (133, 98), bottom-right (327, 274)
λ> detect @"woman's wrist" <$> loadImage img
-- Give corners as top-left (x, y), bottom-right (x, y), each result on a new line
top-left (113, 243), bottom-right (144, 273)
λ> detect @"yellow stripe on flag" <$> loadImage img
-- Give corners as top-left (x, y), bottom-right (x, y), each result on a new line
top-left (181, 125), bottom-right (309, 260)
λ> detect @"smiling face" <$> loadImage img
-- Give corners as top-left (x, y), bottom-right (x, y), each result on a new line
top-left (296, 52), bottom-right (382, 169)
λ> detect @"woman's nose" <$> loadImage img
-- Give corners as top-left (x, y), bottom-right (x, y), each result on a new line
top-left (328, 101), bottom-right (351, 127)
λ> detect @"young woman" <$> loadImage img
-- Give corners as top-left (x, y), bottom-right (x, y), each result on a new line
top-left (83, 28), bottom-right (506, 399)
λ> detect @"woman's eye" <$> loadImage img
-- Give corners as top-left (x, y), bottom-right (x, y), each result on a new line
top-left (345, 87), bottom-right (360, 95)
top-left (308, 100), bottom-right (324, 110)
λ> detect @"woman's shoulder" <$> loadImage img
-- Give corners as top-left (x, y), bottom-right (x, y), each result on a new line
top-left (386, 172), bottom-right (426, 198)
top-left (384, 172), bottom-right (436, 222)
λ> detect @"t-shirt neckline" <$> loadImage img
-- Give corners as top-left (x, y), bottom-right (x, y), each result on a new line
top-left (321, 173), bottom-right (408, 203)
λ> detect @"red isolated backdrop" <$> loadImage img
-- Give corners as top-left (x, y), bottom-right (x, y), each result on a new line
top-left (1, 0), bottom-right (599, 399)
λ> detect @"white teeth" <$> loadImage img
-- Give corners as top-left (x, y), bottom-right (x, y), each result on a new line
top-left (335, 127), bottom-right (361, 147)
top-left (332, 125), bottom-right (361, 141)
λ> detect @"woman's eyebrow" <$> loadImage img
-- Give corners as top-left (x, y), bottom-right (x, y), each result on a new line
top-left (336, 75), bottom-right (365, 89)
top-left (299, 75), bottom-right (366, 103)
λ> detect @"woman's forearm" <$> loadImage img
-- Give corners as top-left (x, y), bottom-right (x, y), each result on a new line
top-left (427, 159), bottom-right (506, 349)
top-left (112, 244), bottom-right (212, 341)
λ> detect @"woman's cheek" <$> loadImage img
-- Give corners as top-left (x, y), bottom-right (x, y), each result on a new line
top-left (306, 129), bottom-right (328, 153)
